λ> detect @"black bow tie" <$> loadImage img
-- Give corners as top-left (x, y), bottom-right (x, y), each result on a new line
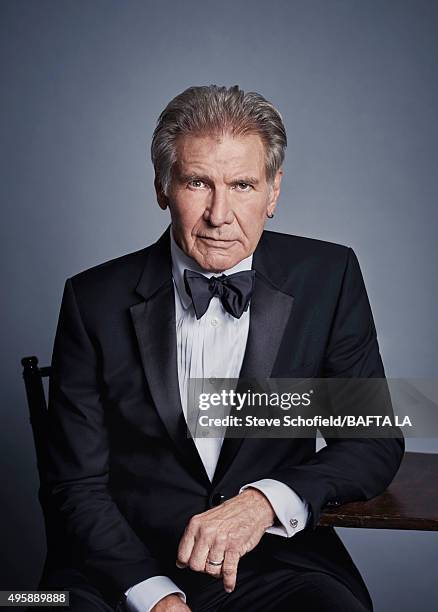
top-left (183, 269), bottom-right (256, 320)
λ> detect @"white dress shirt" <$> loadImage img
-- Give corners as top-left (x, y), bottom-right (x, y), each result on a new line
top-left (124, 228), bottom-right (309, 611)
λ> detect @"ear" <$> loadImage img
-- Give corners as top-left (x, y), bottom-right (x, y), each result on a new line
top-left (154, 175), bottom-right (169, 210)
top-left (267, 169), bottom-right (283, 217)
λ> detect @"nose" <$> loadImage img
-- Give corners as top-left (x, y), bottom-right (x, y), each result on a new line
top-left (204, 187), bottom-right (234, 226)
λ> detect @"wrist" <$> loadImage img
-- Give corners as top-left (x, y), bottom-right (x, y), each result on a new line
top-left (152, 593), bottom-right (184, 611)
top-left (240, 487), bottom-right (276, 529)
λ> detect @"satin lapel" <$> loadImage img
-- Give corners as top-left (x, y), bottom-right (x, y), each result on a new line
top-left (129, 227), bottom-right (211, 488)
top-left (211, 263), bottom-right (295, 488)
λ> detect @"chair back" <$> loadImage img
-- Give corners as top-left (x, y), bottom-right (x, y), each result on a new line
top-left (22, 356), bottom-right (71, 582)
top-left (22, 356), bottom-right (51, 478)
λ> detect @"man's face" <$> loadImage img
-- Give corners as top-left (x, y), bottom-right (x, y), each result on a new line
top-left (155, 132), bottom-right (282, 272)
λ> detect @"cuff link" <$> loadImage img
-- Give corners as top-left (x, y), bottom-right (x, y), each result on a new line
top-left (289, 518), bottom-right (299, 529)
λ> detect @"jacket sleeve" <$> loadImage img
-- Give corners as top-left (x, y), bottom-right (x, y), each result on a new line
top-left (265, 247), bottom-right (405, 529)
top-left (45, 277), bottom-right (163, 607)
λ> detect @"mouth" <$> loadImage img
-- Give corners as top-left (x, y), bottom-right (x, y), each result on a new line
top-left (197, 236), bottom-right (237, 245)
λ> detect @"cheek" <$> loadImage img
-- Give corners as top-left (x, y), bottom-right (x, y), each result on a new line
top-left (238, 202), bottom-right (267, 239)
top-left (170, 196), bottom-right (202, 234)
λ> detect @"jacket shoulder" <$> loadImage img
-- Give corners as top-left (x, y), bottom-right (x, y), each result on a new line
top-left (261, 229), bottom-right (351, 263)
top-left (66, 243), bottom-right (153, 304)
top-left (256, 230), bottom-right (355, 295)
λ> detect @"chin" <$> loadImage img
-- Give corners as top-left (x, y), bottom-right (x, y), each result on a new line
top-left (197, 251), bottom-right (238, 273)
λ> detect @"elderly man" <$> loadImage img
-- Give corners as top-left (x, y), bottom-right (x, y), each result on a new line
top-left (43, 85), bottom-right (404, 612)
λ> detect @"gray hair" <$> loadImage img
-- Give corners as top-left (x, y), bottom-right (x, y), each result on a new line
top-left (151, 85), bottom-right (287, 196)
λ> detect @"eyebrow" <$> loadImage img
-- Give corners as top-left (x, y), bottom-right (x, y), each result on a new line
top-left (179, 172), bottom-right (260, 185)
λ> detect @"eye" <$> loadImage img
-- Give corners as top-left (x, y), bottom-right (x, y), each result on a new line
top-left (234, 182), bottom-right (252, 191)
top-left (188, 179), bottom-right (206, 189)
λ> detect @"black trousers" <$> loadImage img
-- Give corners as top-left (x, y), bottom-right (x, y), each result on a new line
top-left (35, 552), bottom-right (372, 612)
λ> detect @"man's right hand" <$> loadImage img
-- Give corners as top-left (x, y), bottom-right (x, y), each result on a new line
top-left (151, 594), bottom-right (191, 612)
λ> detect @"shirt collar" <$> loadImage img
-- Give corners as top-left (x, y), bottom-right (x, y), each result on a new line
top-left (170, 226), bottom-right (253, 310)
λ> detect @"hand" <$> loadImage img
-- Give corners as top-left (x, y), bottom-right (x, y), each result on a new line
top-left (151, 593), bottom-right (191, 611)
top-left (176, 488), bottom-right (275, 593)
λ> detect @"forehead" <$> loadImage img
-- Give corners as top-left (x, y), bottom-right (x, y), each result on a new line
top-left (174, 132), bottom-right (266, 176)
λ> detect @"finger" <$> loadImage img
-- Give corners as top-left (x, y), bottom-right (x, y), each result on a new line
top-left (205, 534), bottom-right (227, 577)
top-left (187, 537), bottom-right (211, 572)
top-left (222, 549), bottom-right (240, 593)
top-left (176, 517), bottom-right (199, 567)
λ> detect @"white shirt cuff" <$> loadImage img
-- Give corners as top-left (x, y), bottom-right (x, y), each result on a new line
top-left (240, 478), bottom-right (309, 538)
top-left (124, 576), bottom-right (186, 612)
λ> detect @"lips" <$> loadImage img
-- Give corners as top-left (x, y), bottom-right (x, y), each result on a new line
top-left (198, 236), bottom-right (236, 242)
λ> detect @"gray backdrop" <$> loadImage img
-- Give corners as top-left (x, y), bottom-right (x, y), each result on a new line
top-left (1, 1), bottom-right (437, 610)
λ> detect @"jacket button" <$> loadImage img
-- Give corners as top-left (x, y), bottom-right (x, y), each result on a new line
top-left (210, 493), bottom-right (226, 507)
top-left (326, 499), bottom-right (341, 507)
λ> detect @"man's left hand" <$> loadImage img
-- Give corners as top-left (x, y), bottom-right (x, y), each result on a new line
top-left (176, 488), bottom-right (275, 593)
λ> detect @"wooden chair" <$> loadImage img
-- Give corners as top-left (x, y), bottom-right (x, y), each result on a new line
top-left (22, 354), bottom-right (438, 586)
top-left (319, 451), bottom-right (438, 530)
top-left (22, 356), bottom-right (72, 587)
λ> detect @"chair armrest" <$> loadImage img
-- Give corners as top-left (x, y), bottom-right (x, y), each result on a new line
top-left (319, 452), bottom-right (438, 530)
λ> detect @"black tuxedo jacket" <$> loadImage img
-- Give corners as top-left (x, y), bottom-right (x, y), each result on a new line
top-left (46, 226), bottom-right (404, 608)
